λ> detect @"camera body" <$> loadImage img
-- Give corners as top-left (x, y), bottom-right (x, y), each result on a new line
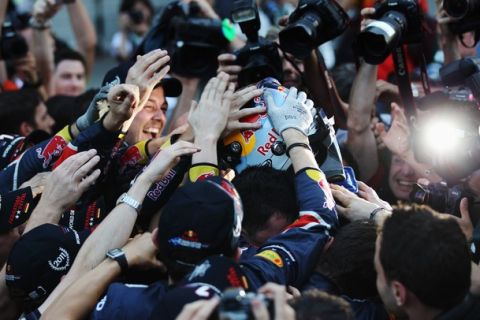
top-left (234, 39), bottom-right (283, 89)
top-left (443, 0), bottom-right (480, 36)
top-left (232, 0), bottom-right (283, 88)
top-left (0, 21), bottom-right (28, 61)
top-left (410, 183), bottom-right (467, 215)
top-left (440, 58), bottom-right (480, 101)
top-left (218, 288), bottom-right (273, 320)
top-left (279, 0), bottom-right (349, 59)
top-left (166, 2), bottom-right (229, 77)
top-left (356, 0), bottom-right (422, 64)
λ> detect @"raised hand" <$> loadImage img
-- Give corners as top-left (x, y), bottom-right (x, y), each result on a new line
top-left (264, 87), bottom-right (315, 136)
top-left (126, 49), bottom-right (171, 109)
top-left (188, 72), bottom-right (235, 141)
top-left (223, 86), bottom-right (265, 137)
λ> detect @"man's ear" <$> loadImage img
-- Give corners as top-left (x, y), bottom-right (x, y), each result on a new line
top-left (391, 280), bottom-right (408, 307)
top-left (19, 121), bottom-right (33, 137)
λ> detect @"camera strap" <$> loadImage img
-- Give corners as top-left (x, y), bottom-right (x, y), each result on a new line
top-left (393, 45), bottom-right (416, 120)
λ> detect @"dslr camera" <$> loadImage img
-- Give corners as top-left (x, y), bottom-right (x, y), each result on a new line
top-left (410, 183), bottom-right (469, 216)
top-left (165, 1), bottom-right (229, 77)
top-left (356, 0), bottom-right (423, 64)
top-left (440, 58), bottom-right (480, 101)
top-left (279, 0), bottom-right (349, 59)
top-left (218, 288), bottom-right (273, 320)
top-left (0, 21), bottom-right (28, 61)
top-left (231, 0), bottom-right (283, 88)
top-left (443, 0), bottom-right (480, 39)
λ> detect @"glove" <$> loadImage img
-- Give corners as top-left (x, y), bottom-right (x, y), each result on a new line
top-left (76, 76), bottom-right (120, 131)
top-left (264, 87), bottom-right (315, 136)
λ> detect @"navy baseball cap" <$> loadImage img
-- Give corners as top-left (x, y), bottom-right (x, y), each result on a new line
top-left (157, 177), bottom-right (243, 271)
top-left (0, 187), bottom-right (38, 233)
top-left (149, 255), bottom-right (251, 320)
top-left (102, 61), bottom-right (182, 98)
top-left (6, 224), bottom-right (90, 305)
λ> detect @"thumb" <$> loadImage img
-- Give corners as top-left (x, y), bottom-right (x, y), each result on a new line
top-left (264, 91), bottom-right (276, 109)
top-left (331, 188), bottom-right (351, 206)
top-left (376, 122), bottom-right (386, 137)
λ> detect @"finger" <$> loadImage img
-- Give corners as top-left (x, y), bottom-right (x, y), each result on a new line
top-left (230, 121), bottom-right (262, 132)
top-left (139, 50), bottom-right (168, 70)
top-left (215, 72), bottom-right (230, 102)
top-left (232, 88), bottom-right (264, 110)
top-left (177, 300), bottom-right (204, 320)
top-left (188, 100), bottom-right (198, 122)
top-left (287, 87), bottom-right (298, 101)
top-left (149, 65), bottom-right (171, 86)
top-left (218, 65), bottom-right (242, 75)
top-left (202, 77), bottom-right (217, 102)
top-left (357, 181), bottom-right (371, 192)
top-left (331, 188), bottom-right (350, 206)
top-left (193, 297), bottom-right (219, 320)
top-left (264, 91), bottom-right (275, 109)
top-left (146, 55), bottom-right (171, 75)
top-left (62, 149), bottom-right (98, 173)
top-left (297, 91), bottom-right (307, 104)
top-left (233, 106), bottom-right (267, 120)
top-left (78, 168), bottom-right (101, 190)
top-left (251, 299), bottom-right (269, 320)
top-left (335, 204), bottom-right (347, 216)
top-left (218, 53), bottom-right (237, 64)
top-left (460, 198), bottom-right (472, 225)
top-left (73, 155), bottom-right (101, 181)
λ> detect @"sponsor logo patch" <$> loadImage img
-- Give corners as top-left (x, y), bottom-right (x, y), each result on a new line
top-left (255, 250), bottom-right (284, 268)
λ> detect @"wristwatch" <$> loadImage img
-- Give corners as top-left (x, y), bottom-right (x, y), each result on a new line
top-left (106, 248), bottom-right (128, 273)
top-left (116, 193), bottom-right (142, 213)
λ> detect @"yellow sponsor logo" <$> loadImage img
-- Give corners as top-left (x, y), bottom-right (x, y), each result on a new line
top-left (256, 250), bottom-right (284, 268)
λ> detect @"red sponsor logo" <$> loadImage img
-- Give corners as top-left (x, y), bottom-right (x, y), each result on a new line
top-left (120, 146), bottom-right (143, 172)
top-left (197, 171), bottom-right (215, 181)
top-left (257, 131), bottom-right (279, 156)
top-left (36, 136), bottom-right (67, 168)
top-left (8, 193), bottom-right (27, 224)
top-left (84, 201), bottom-right (99, 230)
top-left (227, 266), bottom-right (243, 288)
top-left (239, 111), bottom-right (267, 143)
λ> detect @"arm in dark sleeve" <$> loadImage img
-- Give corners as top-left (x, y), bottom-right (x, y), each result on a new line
top-left (241, 168), bottom-right (338, 289)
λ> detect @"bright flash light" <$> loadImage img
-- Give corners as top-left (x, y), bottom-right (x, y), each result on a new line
top-left (422, 119), bottom-right (466, 155)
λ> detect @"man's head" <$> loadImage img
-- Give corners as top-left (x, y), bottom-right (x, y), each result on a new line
top-left (125, 86), bottom-right (167, 145)
top-left (156, 177), bottom-right (243, 283)
top-left (388, 154), bottom-right (419, 201)
top-left (289, 290), bottom-right (354, 320)
top-left (53, 50), bottom-right (87, 97)
top-left (375, 205), bottom-right (471, 318)
top-left (120, 0), bottom-right (154, 36)
top-left (316, 219), bottom-right (378, 299)
top-left (0, 88), bottom-right (55, 135)
top-left (232, 166), bottom-right (298, 246)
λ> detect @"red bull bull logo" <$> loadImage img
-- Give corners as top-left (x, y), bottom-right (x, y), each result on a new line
top-left (36, 136), bottom-right (67, 169)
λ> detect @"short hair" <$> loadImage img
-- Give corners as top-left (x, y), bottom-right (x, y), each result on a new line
top-left (289, 290), bottom-right (354, 320)
top-left (316, 219), bottom-right (378, 299)
top-left (379, 204), bottom-right (471, 310)
top-left (46, 89), bottom-right (97, 133)
top-left (54, 49), bottom-right (86, 71)
top-left (0, 88), bottom-right (41, 134)
top-left (120, 0), bottom-right (154, 15)
top-left (232, 166), bottom-right (298, 239)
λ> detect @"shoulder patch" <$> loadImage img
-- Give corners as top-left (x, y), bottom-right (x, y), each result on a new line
top-left (255, 250), bottom-right (284, 268)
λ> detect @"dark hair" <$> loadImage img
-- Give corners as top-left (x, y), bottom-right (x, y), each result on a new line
top-left (232, 166), bottom-right (298, 241)
top-left (120, 0), bottom-right (154, 15)
top-left (46, 89), bottom-right (97, 133)
top-left (380, 204), bottom-right (471, 310)
top-left (316, 219), bottom-right (378, 299)
top-left (0, 88), bottom-right (41, 134)
top-left (331, 63), bottom-right (357, 103)
top-left (54, 49), bottom-right (86, 70)
top-left (289, 290), bottom-right (354, 320)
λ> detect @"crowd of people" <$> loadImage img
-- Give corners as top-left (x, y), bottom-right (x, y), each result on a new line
top-left (0, 0), bottom-right (479, 319)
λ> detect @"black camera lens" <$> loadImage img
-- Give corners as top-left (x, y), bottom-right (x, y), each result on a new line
top-left (280, 11), bottom-right (323, 59)
top-left (443, 0), bottom-right (470, 18)
top-left (129, 10), bottom-right (144, 25)
top-left (357, 11), bottom-right (407, 65)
